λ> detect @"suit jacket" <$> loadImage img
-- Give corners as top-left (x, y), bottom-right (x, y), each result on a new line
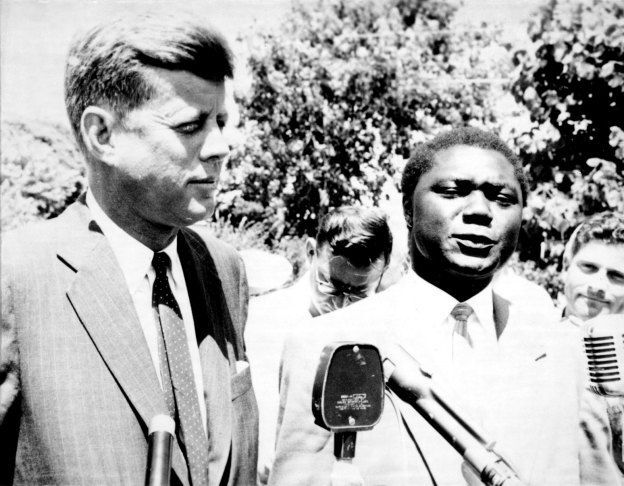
top-left (0, 198), bottom-right (258, 485)
top-left (245, 273), bottom-right (314, 483)
top-left (269, 272), bottom-right (591, 486)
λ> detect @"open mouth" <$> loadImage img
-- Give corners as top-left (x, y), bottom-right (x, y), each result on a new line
top-left (454, 234), bottom-right (496, 254)
top-left (582, 295), bottom-right (609, 305)
top-left (188, 178), bottom-right (216, 185)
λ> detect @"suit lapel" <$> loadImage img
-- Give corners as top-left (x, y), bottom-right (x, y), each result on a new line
top-left (393, 284), bottom-right (550, 484)
top-left (489, 291), bottom-right (549, 481)
top-left (494, 291), bottom-right (548, 361)
top-left (60, 201), bottom-right (190, 486)
top-left (178, 230), bottom-right (232, 485)
top-left (371, 281), bottom-right (460, 484)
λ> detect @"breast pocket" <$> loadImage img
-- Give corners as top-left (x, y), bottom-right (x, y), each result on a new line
top-left (231, 361), bottom-right (252, 400)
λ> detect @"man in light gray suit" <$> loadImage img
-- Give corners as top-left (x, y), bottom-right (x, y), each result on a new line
top-left (1, 12), bottom-right (258, 485)
top-left (270, 127), bottom-right (602, 485)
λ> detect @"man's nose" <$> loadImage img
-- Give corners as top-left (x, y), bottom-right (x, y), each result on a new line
top-left (463, 191), bottom-right (492, 224)
top-left (199, 121), bottom-right (229, 162)
top-left (587, 270), bottom-right (608, 297)
top-left (331, 294), bottom-right (348, 310)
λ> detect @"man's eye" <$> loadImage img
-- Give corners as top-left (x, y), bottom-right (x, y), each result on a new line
top-left (217, 115), bottom-right (227, 130)
top-left (578, 262), bottom-right (598, 274)
top-left (437, 186), bottom-right (462, 197)
top-left (494, 193), bottom-right (517, 206)
top-left (608, 271), bottom-right (624, 285)
top-left (175, 119), bottom-right (205, 135)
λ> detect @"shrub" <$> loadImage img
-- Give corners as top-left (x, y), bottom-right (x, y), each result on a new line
top-left (510, 0), bottom-right (624, 298)
top-left (199, 214), bottom-right (308, 278)
top-left (219, 0), bottom-right (513, 241)
top-left (1, 120), bottom-right (86, 231)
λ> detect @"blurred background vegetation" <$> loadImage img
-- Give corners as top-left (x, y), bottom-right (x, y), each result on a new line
top-left (2, 0), bottom-right (623, 301)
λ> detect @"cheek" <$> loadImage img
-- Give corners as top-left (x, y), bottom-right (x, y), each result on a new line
top-left (413, 204), bottom-right (449, 241)
top-left (497, 209), bottom-right (523, 241)
top-left (565, 268), bottom-right (585, 292)
top-left (611, 286), bottom-right (624, 306)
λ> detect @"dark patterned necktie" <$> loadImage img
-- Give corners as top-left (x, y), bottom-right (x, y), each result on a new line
top-left (152, 252), bottom-right (209, 486)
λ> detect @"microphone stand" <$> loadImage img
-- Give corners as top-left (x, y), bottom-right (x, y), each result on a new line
top-left (331, 431), bottom-right (364, 486)
top-left (145, 415), bottom-right (175, 486)
top-left (384, 346), bottom-right (525, 486)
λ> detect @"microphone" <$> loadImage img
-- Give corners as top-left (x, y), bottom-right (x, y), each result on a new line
top-left (145, 414), bottom-right (175, 486)
top-left (312, 343), bottom-right (385, 486)
top-left (583, 314), bottom-right (624, 397)
top-left (383, 344), bottom-right (525, 486)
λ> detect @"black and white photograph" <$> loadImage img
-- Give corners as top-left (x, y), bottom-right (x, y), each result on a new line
top-left (1, 0), bottom-right (623, 484)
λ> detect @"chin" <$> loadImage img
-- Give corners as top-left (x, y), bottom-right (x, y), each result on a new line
top-left (186, 202), bottom-right (214, 222)
top-left (450, 256), bottom-right (498, 278)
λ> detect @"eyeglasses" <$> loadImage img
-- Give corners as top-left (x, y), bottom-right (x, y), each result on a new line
top-left (313, 266), bottom-right (383, 302)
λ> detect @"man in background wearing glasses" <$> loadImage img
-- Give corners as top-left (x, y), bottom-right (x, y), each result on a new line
top-left (246, 205), bottom-right (395, 484)
top-left (306, 205), bottom-right (394, 316)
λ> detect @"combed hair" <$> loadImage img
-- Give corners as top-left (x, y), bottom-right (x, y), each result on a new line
top-left (564, 211), bottom-right (624, 264)
top-left (316, 206), bottom-right (393, 268)
top-left (401, 127), bottom-right (528, 226)
top-left (64, 12), bottom-right (234, 149)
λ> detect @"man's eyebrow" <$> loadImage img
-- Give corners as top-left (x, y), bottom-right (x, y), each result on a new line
top-left (483, 181), bottom-right (517, 190)
top-left (161, 105), bottom-right (209, 119)
top-left (451, 180), bottom-right (518, 191)
top-left (432, 179), bottom-right (501, 188)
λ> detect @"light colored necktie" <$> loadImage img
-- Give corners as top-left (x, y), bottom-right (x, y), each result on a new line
top-left (451, 303), bottom-right (474, 348)
top-left (152, 252), bottom-right (209, 486)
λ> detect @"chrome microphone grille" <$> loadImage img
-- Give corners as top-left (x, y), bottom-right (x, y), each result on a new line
top-left (583, 315), bottom-right (624, 397)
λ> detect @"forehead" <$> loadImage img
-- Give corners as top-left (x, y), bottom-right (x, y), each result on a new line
top-left (573, 242), bottom-right (624, 269)
top-left (140, 67), bottom-right (226, 112)
top-left (316, 245), bottom-right (384, 284)
top-left (423, 144), bottom-right (519, 187)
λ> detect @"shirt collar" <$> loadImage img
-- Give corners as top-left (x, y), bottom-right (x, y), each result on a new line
top-left (465, 279), bottom-right (495, 332)
top-left (406, 270), bottom-right (458, 327)
top-left (407, 269), bottom-right (494, 331)
top-left (86, 190), bottom-right (180, 294)
top-left (562, 312), bottom-right (584, 328)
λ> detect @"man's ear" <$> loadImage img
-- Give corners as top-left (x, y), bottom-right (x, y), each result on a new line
top-left (305, 238), bottom-right (317, 264)
top-left (402, 196), bottom-right (413, 230)
top-left (80, 107), bottom-right (117, 163)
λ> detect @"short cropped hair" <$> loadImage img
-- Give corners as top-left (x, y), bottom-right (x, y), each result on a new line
top-left (64, 12), bottom-right (234, 149)
top-left (401, 127), bottom-right (528, 226)
top-left (316, 206), bottom-right (393, 268)
top-left (564, 211), bottom-right (624, 265)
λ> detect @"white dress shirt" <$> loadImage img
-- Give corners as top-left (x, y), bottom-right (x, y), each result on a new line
top-left (395, 270), bottom-right (498, 362)
top-left (86, 191), bottom-right (207, 434)
top-left (389, 270), bottom-right (500, 432)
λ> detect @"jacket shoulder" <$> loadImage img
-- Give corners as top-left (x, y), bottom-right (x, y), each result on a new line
top-left (3, 217), bottom-right (63, 251)
top-left (183, 223), bottom-right (249, 344)
top-left (1, 217), bottom-right (76, 278)
top-left (184, 223), bottom-right (241, 266)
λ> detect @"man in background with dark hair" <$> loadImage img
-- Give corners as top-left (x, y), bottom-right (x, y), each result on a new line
top-left (306, 205), bottom-right (393, 316)
top-left (1, 12), bottom-right (257, 485)
top-left (561, 211), bottom-right (624, 485)
top-left (562, 211), bottom-right (624, 323)
top-left (270, 127), bottom-right (598, 485)
top-left (246, 205), bottom-right (395, 483)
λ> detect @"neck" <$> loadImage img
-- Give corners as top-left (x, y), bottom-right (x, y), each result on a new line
top-left (90, 184), bottom-right (177, 252)
top-left (411, 254), bottom-right (492, 302)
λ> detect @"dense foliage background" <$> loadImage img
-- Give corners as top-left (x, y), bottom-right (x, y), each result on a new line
top-left (219, 0), bottom-right (510, 239)
top-left (510, 0), bottom-right (624, 297)
top-left (2, 0), bottom-right (622, 300)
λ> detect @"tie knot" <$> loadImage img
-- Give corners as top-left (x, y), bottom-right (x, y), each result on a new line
top-left (451, 303), bottom-right (473, 324)
top-left (152, 252), bottom-right (171, 276)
